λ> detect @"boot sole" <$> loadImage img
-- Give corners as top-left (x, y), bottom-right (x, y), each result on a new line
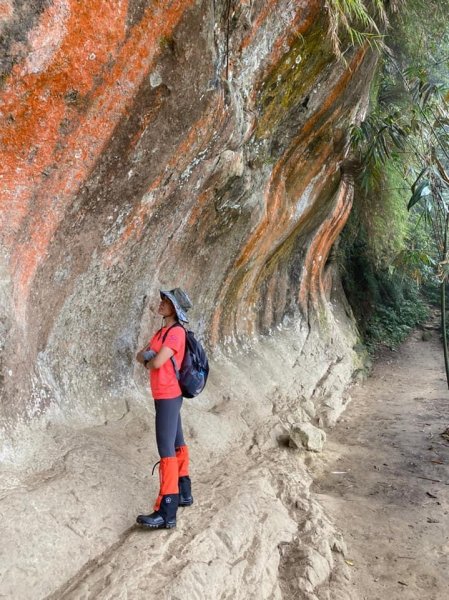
top-left (138, 522), bottom-right (176, 529)
top-left (179, 500), bottom-right (193, 507)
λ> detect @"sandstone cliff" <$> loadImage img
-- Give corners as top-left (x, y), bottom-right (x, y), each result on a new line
top-left (0, 1), bottom-right (376, 597)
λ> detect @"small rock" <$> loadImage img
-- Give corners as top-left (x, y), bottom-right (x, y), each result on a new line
top-left (331, 535), bottom-right (347, 555)
top-left (290, 422), bottom-right (326, 452)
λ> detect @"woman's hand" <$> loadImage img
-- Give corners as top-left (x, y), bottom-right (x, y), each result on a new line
top-left (146, 346), bottom-right (174, 370)
top-left (143, 350), bottom-right (157, 368)
top-left (136, 348), bottom-right (155, 364)
top-left (136, 347), bottom-right (174, 369)
top-left (136, 350), bottom-right (146, 364)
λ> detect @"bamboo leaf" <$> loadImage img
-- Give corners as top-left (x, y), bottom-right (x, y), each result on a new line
top-left (412, 167), bottom-right (429, 192)
top-left (408, 179), bottom-right (431, 210)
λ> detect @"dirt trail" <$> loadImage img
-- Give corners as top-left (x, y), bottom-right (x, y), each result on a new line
top-left (3, 319), bottom-right (448, 599)
top-left (312, 322), bottom-right (449, 599)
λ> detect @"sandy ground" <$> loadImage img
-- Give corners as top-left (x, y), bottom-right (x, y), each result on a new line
top-left (3, 318), bottom-right (448, 599)
top-left (1, 320), bottom-right (357, 600)
top-left (311, 322), bottom-right (449, 600)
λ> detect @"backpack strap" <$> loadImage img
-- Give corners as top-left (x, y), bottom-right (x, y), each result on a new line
top-left (161, 322), bottom-right (183, 342)
top-left (170, 356), bottom-right (180, 380)
top-left (153, 327), bottom-right (163, 344)
top-left (161, 322), bottom-right (184, 380)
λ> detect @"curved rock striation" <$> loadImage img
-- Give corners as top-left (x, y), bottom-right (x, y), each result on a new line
top-left (1, 0), bottom-right (374, 438)
top-left (1, 2), bottom-right (376, 598)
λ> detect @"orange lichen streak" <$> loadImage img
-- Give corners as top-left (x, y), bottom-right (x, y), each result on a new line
top-left (298, 176), bottom-right (354, 315)
top-left (103, 96), bottom-right (225, 267)
top-left (0, 0), bottom-right (195, 325)
top-left (209, 32), bottom-right (368, 345)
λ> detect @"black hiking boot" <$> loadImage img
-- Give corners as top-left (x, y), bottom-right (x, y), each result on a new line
top-left (136, 493), bottom-right (179, 529)
top-left (179, 476), bottom-right (193, 507)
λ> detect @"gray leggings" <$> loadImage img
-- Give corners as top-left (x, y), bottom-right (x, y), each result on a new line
top-left (154, 396), bottom-right (185, 458)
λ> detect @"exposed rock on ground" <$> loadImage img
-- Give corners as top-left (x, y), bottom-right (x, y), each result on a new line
top-left (6, 320), bottom-right (447, 600)
top-left (5, 318), bottom-right (447, 599)
top-left (290, 421), bottom-right (327, 452)
top-left (0, 318), bottom-right (361, 600)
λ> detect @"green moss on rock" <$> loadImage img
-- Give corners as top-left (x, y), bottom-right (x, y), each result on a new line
top-left (255, 17), bottom-right (334, 140)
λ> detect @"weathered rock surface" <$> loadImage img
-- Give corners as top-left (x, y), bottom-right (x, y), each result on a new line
top-left (0, 0), bottom-right (374, 440)
top-left (1, 322), bottom-right (358, 599)
top-left (290, 422), bottom-right (327, 452)
top-left (0, 0), bottom-right (376, 598)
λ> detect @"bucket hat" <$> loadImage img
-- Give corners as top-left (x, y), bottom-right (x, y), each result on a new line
top-left (160, 288), bottom-right (192, 323)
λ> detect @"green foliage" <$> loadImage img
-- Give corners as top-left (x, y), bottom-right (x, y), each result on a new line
top-left (326, 0), bottom-right (389, 58)
top-left (350, 114), bottom-right (408, 194)
top-left (326, 0), bottom-right (449, 65)
top-left (338, 0), bottom-right (449, 358)
top-left (392, 0), bottom-right (449, 72)
top-left (365, 292), bottom-right (429, 351)
top-left (371, 165), bottom-right (410, 263)
top-left (346, 157), bottom-right (410, 268)
top-left (338, 212), bottom-right (430, 352)
top-left (421, 280), bottom-right (441, 307)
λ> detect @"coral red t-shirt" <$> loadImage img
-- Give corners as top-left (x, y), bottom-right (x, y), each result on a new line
top-left (147, 325), bottom-right (186, 399)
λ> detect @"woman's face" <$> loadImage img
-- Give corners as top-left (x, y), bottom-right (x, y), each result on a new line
top-left (158, 296), bottom-right (176, 318)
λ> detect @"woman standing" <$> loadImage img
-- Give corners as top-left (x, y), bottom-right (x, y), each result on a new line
top-left (136, 288), bottom-right (193, 529)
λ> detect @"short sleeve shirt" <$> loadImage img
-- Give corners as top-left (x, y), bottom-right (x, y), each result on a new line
top-left (148, 325), bottom-right (186, 399)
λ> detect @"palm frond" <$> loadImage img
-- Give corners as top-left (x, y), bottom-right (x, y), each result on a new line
top-left (326, 0), bottom-right (389, 58)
